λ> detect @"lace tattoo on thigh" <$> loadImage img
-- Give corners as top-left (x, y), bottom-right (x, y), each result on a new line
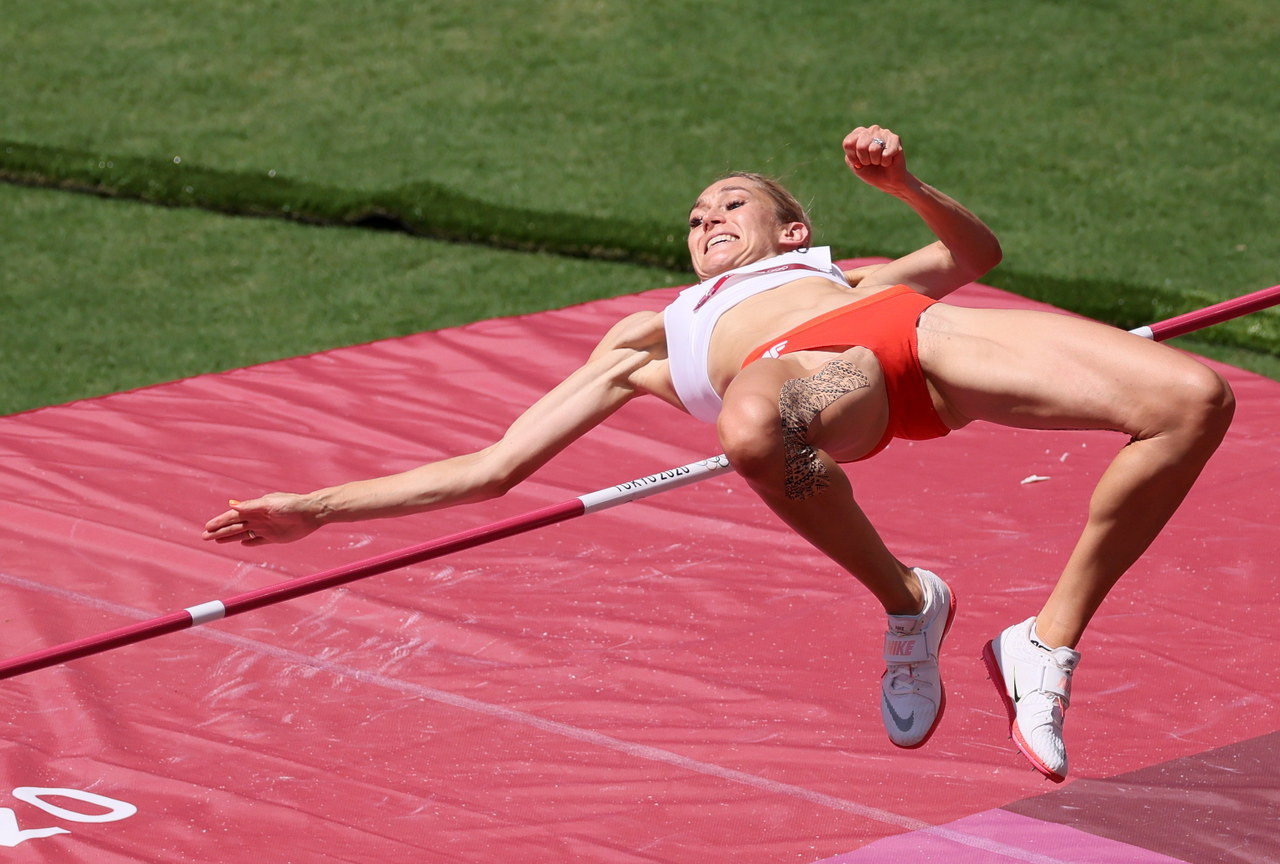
top-left (778, 359), bottom-right (870, 500)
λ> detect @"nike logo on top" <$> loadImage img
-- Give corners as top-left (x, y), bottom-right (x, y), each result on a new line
top-left (882, 695), bottom-right (916, 731)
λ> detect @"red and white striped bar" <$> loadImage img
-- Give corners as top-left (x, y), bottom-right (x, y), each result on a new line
top-left (0, 456), bottom-right (732, 681)
top-left (1129, 284), bottom-right (1280, 340)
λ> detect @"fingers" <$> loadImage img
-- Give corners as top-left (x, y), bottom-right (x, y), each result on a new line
top-left (202, 492), bottom-right (318, 545)
top-left (200, 499), bottom-right (263, 544)
top-left (201, 519), bottom-right (256, 544)
top-left (843, 125), bottom-right (901, 171)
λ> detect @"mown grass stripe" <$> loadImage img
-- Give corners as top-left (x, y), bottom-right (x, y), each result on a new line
top-left (1, 139), bottom-right (686, 270)
top-left (4, 139), bottom-right (1277, 364)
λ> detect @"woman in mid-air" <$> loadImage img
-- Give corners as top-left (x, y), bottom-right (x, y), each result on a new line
top-left (203, 124), bottom-right (1234, 782)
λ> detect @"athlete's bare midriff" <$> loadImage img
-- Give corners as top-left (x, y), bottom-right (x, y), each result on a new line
top-left (704, 276), bottom-right (898, 395)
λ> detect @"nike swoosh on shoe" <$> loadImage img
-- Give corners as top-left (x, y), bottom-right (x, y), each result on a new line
top-left (882, 695), bottom-right (916, 732)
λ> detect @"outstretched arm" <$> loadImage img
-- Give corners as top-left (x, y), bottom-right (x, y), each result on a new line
top-left (201, 311), bottom-right (667, 545)
top-left (840, 125), bottom-right (1002, 299)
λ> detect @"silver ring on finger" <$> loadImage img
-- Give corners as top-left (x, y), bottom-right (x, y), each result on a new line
top-left (871, 137), bottom-right (886, 147)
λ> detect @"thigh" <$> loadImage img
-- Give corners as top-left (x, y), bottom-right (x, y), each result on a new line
top-left (919, 305), bottom-right (1216, 436)
top-left (723, 348), bottom-right (891, 463)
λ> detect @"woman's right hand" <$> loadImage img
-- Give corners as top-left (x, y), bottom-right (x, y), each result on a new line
top-left (201, 492), bottom-right (324, 545)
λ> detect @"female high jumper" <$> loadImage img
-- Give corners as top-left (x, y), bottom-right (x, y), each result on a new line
top-left (203, 124), bottom-right (1234, 782)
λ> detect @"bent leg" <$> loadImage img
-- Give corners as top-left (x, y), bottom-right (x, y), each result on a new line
top-left (719, 348), bottom-right (923, 614)
top-left (922, 307), bottom-right (1235, 648)
top-left (724, 348), bottom-right (960, 748)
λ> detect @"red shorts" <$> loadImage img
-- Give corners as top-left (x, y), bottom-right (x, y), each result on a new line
top-left (742, 285), bottom-right (951, 461)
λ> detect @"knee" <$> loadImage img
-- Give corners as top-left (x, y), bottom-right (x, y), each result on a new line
top-left (1197, 367), bottom-right (1235, 443)
top-left (1149, 363), bottom-right (1235, 447)
top-left (717, 390), bottom-right (783, 481)
top-left (1182, 364), bottom-right (1234, 436)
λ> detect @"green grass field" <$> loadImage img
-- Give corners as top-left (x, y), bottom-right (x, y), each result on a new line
top-left (3, 0), bottom-right (1278, 415)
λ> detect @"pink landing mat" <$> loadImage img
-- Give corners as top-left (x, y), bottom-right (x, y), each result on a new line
top-left (0, 265), bottom-right (1276, 863)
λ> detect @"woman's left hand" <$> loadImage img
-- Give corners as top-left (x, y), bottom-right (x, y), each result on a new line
top-left (843, 125), bottom-right (909, 193)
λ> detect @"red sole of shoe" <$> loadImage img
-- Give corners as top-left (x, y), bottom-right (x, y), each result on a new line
top-left (981, 640), bottom-right (1066, 783)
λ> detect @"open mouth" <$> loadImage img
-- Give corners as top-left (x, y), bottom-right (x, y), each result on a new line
top-left (707, 234), bottom-right (737, 250)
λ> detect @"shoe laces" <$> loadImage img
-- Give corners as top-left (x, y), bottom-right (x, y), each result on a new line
top-left (884, 662), bottom-right (929, 695)
top-left (883, 621), bottom-right (933, 695)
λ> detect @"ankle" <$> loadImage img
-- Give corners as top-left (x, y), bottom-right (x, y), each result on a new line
top-left (1031, 617), bottom-right (1081, 652)
top-left (884, 568), bottom-right (926, 617)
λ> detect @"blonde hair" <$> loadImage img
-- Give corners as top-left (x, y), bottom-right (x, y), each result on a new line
top-left (714, 172), bottom-right (811, 232)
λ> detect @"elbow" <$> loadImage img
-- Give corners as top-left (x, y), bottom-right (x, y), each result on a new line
top-left (467, 446), bottom-right (532, 502)
top-left (970, 237), bottom-right (1003, 279)
top-left (955, 237), bottom-right (1002, 284)
top-left (469, 467), bottom-right (520, 503)
top-left (985, 238), bottom-right (1004, 273)
top-left (467, 479), bottom-right (509, 504)
top-left (483, 471), bottom-right (524, 500)
top-left (985, 238), bottom-right (1003, 272)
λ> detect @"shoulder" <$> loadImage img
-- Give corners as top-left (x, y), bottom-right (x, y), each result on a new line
top-left (595, 310), bottom-right (667, 354)
top-left (586, 311), bottom-right (683, 406)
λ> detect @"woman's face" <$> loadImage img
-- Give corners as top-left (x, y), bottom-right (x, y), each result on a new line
top-left (687, 178), bottom-right (809, 280)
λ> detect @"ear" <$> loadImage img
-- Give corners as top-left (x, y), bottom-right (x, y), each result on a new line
top-left (778, 221), bottom-right (811, 251)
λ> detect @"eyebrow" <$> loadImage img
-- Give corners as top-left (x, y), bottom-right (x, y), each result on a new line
top-left (689, 185), bottom-right (753, 214)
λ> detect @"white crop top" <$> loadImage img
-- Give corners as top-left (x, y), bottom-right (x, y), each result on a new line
top-left (663, 247), bottom-right (849, 422)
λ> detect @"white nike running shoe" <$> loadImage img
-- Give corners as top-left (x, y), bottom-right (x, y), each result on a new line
top-left (880, 568), bottom-right (956, 749)
top-left (982, 617), bottom-right (1081, 783)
